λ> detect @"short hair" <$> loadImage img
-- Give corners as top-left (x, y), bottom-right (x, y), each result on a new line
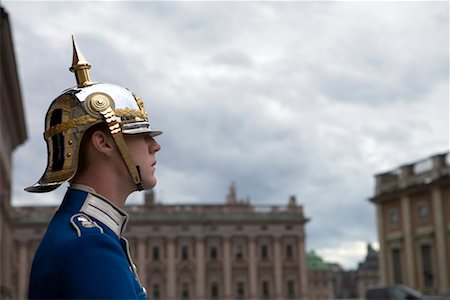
top-left (74, 123), bottom-right (109, 176)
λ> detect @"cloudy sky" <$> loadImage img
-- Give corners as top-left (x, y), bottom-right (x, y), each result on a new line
top-left (3, 1), bottom-right (448, 269)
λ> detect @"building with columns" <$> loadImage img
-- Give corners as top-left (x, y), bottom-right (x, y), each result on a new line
top-left (12, 184), bottom-right (310, 300)
top-left (370, 152), bottom-right (450, 295)
top-left (0, 5), bottom-right (27, 299)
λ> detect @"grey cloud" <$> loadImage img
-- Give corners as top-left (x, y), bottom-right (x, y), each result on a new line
top-left (4, 1), bottom-right (448, 268)
top-left (210, 50), bottom-right (254, 68)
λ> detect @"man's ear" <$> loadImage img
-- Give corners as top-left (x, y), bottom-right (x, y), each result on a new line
top-left (90, 130), bottom-right (114, 156)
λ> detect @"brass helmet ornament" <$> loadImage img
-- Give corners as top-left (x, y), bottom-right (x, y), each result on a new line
top-left (25, 36), bottom-right (162, 193)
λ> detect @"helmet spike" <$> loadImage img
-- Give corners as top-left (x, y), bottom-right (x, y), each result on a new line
top-left (69, 35), bottom-right (93, 87)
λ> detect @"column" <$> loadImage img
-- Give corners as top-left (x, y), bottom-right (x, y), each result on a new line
top-left (432, 187), bottom-right (448, 293)
top-left (166, 238), bottom-right (176, 299)
top-left (137, 238), bottom-right (147, 287)
top-left (273, 236), bottom-right (283, 300)
top-left (298, 234), bottom-right (308, 300)
top-left (376, 204), bottom-right (387, 285)
top-left (195, 237), bottom-right (206, 299)
top-left (248, 236), bottom-right (258, 300)
top-left (223, 237), bottom-right (232, 300)
top-left (401, 195), bottom-right (415, 287)
top-left (18, 241), bottom-right (28, 300)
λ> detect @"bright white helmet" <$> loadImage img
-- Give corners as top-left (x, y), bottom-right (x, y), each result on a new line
top-left (25, 36), bottom-right (162, 193)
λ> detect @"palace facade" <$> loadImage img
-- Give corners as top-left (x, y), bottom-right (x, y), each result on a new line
top-left (12, 184), bottom-right (310, 300)
top-left (371, 152), bottom-right (450, 295)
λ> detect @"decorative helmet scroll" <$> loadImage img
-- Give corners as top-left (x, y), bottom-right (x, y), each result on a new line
top-left (25, 36), bottom-right (162, 193)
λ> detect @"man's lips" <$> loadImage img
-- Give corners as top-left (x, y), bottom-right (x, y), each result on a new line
top-left (151, 161), bottom-right (157, 167)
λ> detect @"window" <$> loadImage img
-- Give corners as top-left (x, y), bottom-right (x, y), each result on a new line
top-left (287, 280), bottom-right (295, 299)
top-left (261, 245), bottom-right (268, 260)
top-left (418, 203), bottom-right (429, 220)
top-left (389, 209), bottom-right (399, 226)
top-left (210, 246), bottom-right (218, 260)
top-left (392, 248), bottom-right (402, 284)
top-left (152, 284), bottom-right (160, 300)
top-left (236, 281), bottom-right (245, 299)
top-left (153, 246), bottom-right (160, 261)
top-left (286, 244), bottom-right (293, 260)
top-left (181, 246), bottom-right (189, 261)
top-left (181, 225), bottom-right (189, 232)
top-left (211, 282), bottom-right (219, 299)
top-left (181, 282), bottom-right (189, 299)
top-left (262, 280), bottom-right (270, 299)
top-left (235, 244), bottom-right (244, 260)
top-left (421, 245), bottom-right (434, 287)
top-left (261, 225), bottom-right (268, 231)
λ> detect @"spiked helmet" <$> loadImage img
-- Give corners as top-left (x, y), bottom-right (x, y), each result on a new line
top-left (25, 36), bottom-right (162, 193)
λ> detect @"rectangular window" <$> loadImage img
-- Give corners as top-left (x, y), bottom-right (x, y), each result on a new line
top-left (152, 284), bottom-right (160, 300)
top-left (236, 281), bottom-right (245, 299)
top-left (389, 209), bottom-right (399, 226)
top-left (210, 246), bottom-right (218, 260)
top-left (153, 246), bottom-right (160, 261)
top-left (392, 248), bottom-right (402, 284)
top-left (287, 280), bottom-right (295, 298)
top-left (418, 203), bottom-right (429, 220)
top-left (182, 246), bottom-right (189, 261)
top-left (211, 282), bottom-right (219, 299)
top-left (421, 245), bottom-right (434, 287)
top-left (235, 244), bottom-right (243, 260)
top-left (261, 245), bottom-right (268, 260)
top-left (286, 244), bottom-right (293, 260)
top-left (182, 282), bottom-right (189, 299)
top-left (262, 281), bottom-right (270, 299)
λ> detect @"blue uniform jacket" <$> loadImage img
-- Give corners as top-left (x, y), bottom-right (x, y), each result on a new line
top-left (28, 185), bottom-right (148, 300)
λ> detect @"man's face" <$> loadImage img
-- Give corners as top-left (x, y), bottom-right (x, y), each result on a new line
top-left (123, 134), bottom-right (161, 190)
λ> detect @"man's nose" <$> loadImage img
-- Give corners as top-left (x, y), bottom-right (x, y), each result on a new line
top-left (150, 138), bottom-right (161, 153)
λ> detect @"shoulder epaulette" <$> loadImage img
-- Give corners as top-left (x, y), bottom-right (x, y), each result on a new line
top-left (70, 212), bottom-right (104, 237)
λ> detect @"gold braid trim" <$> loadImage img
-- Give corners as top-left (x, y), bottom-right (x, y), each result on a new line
top-left (43, 109), bottom-right (147, 139)
top-left (44, 115), bottom-right (96, 139)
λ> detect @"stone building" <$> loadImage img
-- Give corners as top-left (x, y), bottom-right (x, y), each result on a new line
top-left (329, 264), bottom-right (358, 299)
top-left (306, 250), bottom-right (333, 300)
top-left (12, 184), bottom-right (310, 300)
top-left (370, 152), bottom-right (450, 295)
top-left (356, 243), bottom-right (379, 298)
top-left (0, 6), bottom-right (27, 299)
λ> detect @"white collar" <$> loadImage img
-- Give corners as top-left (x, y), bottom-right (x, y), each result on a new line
top-left (71, 184), bottom-right (129, 237)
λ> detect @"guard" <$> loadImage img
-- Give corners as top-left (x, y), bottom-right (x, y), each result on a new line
top-left (26, 36), bottom-right (161, 299)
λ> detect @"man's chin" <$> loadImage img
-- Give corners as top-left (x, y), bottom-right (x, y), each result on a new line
top-left (142, 178), bottom-right (157, 190)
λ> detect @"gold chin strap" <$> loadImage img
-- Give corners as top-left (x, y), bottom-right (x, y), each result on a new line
top-left (88, 93), bottom-right (143, 191)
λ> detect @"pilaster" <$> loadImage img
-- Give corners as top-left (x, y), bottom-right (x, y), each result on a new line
top-left (432, 186), bottom-right (448, 293)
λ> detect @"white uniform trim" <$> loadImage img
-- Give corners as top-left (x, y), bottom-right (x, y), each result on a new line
top-left (71, 186), bottom-right (128, 237)
top-left (70, 213), bottom-right (104, 237)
